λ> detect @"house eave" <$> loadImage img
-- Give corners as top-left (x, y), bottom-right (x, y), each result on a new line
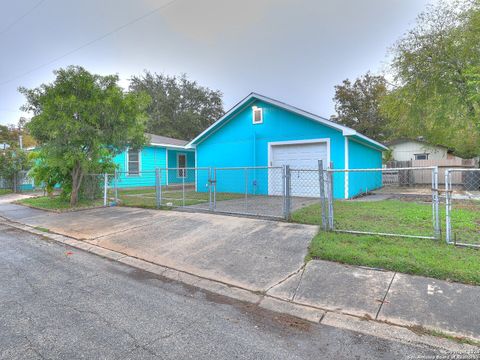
top-left (186, 92), bottom-right (387, 151)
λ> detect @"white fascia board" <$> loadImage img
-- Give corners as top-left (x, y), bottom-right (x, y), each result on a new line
top-left (149, 142), bottom-right (194, 151)
top-left (345, 133), bottom-right (389, 151)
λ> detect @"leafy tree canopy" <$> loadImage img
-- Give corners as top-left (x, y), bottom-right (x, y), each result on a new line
top-left (20, 66), bottom-right (150, 204)
top-left (381, 0), bottom-right (480, 158)
top-left (331, 72), bottom-right (390, 142)
top-left (129, 72), bottom-right (224, 140)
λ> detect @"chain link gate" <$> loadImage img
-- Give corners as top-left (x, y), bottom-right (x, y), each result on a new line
top-left (445, 168), bottom-right (480, 248)
top-left (103, 165), bottom-right (325, 221)
top-left (322, 166), bottom-right (441, 240)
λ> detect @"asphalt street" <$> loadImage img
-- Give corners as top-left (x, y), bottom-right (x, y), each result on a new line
top-left (0, 222), bottom-right (444, 359)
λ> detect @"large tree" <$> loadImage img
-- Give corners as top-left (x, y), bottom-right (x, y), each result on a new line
top-left (129, 72), bottom-right (224, 140)
top-left (20, 66), bottom-right (150, 205)
top-left (331, 73), bottom-right (390, 142)
top-left (381, 0), bottom-right (480, 158)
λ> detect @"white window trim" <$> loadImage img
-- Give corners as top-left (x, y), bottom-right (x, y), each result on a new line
top-left (344, 137), bottom-right (349, 199)
top-left (252, 106), bottom-right (263, 124)
top-left (165, 149), bottom-right (169, 185)
top-left (177, 153), bottom-right (187, 178)
top-left (414, 153), bottom-right (429, 160)
top-left (194, 147), bottom-right (198, 191)
top-left (126, 148), bottom-right (141, 177)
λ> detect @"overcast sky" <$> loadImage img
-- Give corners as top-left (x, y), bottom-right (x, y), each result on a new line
top-left (0, 0), bottom-right (432, 126)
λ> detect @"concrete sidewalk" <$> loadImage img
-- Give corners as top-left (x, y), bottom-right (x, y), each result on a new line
top-left (1, 202), bottom-right (479, 344)
top-left (267, 261), bottom-right (480, 341)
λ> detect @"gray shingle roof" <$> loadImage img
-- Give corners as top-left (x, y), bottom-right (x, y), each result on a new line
top-left (146, 133), bottom-right (188, 147)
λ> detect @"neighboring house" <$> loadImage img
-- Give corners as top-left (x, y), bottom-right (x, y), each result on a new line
top-left (114, 133), bottom-right (195, 188)
top-left (387, 138), bottom-right (458, 162)
top-left (186, 93), bottom-right (387, 199)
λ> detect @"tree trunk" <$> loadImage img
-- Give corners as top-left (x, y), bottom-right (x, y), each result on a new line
top-left (70, 163), bottom-right (84, 206)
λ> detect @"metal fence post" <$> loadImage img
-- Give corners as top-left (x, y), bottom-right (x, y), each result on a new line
top-left (433, 167), bottom-right (441, 240)
top-left (103, 173), bottom-right (108, 207)
top-left (155, 168), bottom-right (161, 209)
top-left (327, 162), bottom-right (335, 231)
top-left (318, 160), bottom-right (327, 231)
top-left (445, 169), bottom-right (451, 244)
top-left (283, 165), bottom-right (291, 220)
top-left (182, 170), bottom-right (186, 207)
top-left (114, 169), bottom-right (118, 204)
top-left (213, 168), bottom-right (217, 211)
top-left (244, 168), bottom-right (248, 212)
top-left (208, 168), bottom-right (213, 211)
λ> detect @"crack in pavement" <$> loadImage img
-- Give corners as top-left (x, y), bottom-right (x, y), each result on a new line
top-left (264, 262), bottom-right (307, 295)
top-left (375, 272), bottom-right (396, 320)
top-left (291, 265), bottom-right (307, 302)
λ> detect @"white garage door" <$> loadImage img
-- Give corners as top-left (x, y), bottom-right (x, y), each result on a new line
top-left (269, 141), bottom-right (328, 197)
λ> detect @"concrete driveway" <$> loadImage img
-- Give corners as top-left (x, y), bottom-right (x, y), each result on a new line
top-left (0, 204), bottom-right (318, 292)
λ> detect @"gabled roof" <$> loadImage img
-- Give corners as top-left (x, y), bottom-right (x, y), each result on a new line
top-left (186, 93), bottom-right (388, 150)
top-left (146, 133), bottom-right (189, 149)
top-left (386, 137), bottom-right (451, 151)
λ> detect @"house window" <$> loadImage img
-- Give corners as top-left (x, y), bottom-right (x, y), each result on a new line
top-left (127, 149), bottom-right (140, 175)
top-left (414, 153), bottom-right (429, 160)
top-left (252, 106), bottom-right (263, 124)
top-left (177, 154), bottom-right (186, 178)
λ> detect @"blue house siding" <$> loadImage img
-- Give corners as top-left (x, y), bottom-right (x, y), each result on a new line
top-left (113, 146), bottom-right (196, 189)
top-left (347, 139), bottom-right (383, 198)
top-left (166, 149), bottom-right (195, 184)
top-left (114, 146), bottom-right (167, 188)
top-left (195, 99), bottom-right (347, 198)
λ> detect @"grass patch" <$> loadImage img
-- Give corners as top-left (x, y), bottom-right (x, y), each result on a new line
top-left (407, 325), bottom-right (480, 347)
top-left (307, 231), bottom-right (480, 285)
top-left (292, 199), bottom-right (438, 237)
top-left (293, 199), bottom-right (480, 285)
top-left (0, 189), bottom-right (12, 196)
top-left (17, 196), bottom-right (104, 211)
top-left (117, 189), bottom-right (243, 209)
top-left (34, 226), bottom-right (50, 233)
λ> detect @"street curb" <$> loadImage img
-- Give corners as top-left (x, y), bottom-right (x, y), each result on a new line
top-left (1, 218), bottom-right (478, 352)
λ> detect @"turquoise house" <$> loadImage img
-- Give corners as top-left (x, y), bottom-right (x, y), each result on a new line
top-left (186, 93), bottom-right (387, 199)
top-left (114, 134), bottom-right (195, 188)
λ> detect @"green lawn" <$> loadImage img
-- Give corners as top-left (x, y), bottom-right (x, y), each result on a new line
top-left (292, 199), bottom-right (437, 237)
top-left (0, 189), bottom-right (12, 196)
top-left (308, 231), bottom-right (480, 285)
top-left (117, 189), bottom-right (243, 208)
top-left (292, 199), bottom-right (480, 286)
top-left (17, 196), bottom-right (104, 211)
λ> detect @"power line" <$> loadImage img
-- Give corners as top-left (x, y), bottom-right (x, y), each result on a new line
top-left (0, 0), bottom-right (47, 36)
top-left (0, 0), bottom-right (179, 87)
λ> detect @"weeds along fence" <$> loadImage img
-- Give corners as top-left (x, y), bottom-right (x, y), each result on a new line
top-left (323, 167), bottom-right (441, 240)
top-left (445, 168), bottom-right (480, 248)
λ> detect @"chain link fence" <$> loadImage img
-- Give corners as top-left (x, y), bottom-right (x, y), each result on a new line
top-left (445, 169), bottom-right (480, 248)
top-left (323, 167), bottom-right (441, 240)
top-left (97, 166), bottom-right (324, 220)
top-left (0, 170), bottom-right (35, 194)
top-left (86, 164), bottom-right (480, 249)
